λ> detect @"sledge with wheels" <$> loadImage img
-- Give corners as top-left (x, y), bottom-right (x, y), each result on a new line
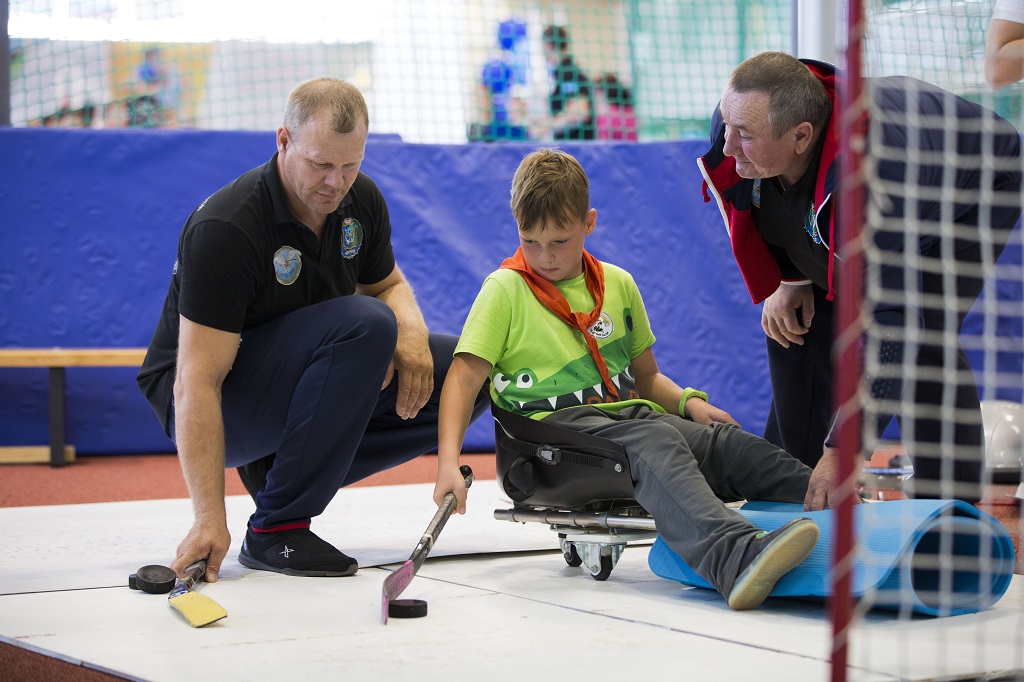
top-left (490, 405), bottom-right (657, 581)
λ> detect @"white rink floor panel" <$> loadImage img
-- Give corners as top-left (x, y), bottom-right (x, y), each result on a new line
top-left (1, 482), bottom-right (1021, 681)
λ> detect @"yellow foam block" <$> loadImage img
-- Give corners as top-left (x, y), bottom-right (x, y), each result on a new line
top-left (168, 591), bottom-right (228, 627)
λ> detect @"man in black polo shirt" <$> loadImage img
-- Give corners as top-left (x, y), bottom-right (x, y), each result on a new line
top-left (137, 77), bottom-right (488, 581)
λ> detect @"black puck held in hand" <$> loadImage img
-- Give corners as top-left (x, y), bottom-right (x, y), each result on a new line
top-left (129, 564), bottom-right (176, 594)
top-left (388, 598), bottom-right (428, 618)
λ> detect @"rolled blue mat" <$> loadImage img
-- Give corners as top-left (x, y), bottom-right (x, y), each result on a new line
top-left (647, 499), bottom-right (1016, 616)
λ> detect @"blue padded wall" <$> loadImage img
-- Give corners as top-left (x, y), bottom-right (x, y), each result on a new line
top-left (2, 128), bottom-right (1018, 455)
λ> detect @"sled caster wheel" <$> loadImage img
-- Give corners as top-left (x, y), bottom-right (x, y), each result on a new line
top-left (563, 544), bottom-right (583, 567)
top-left (590, 555), bottom-right (613, 581)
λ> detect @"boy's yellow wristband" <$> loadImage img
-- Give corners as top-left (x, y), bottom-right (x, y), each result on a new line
top-left (678, 388), bottom-right (709, 417)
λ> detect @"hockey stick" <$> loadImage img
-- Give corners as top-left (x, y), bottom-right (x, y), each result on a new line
top-left (380, 464), bottom-right (473, 624)
top-left (168, 559), bottom-right (228, 627)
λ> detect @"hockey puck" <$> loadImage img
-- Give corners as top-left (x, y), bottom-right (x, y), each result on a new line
top-left (387, 598), bottom-right (428, 618)
top-left (129, 564), bottom-right (176, 594)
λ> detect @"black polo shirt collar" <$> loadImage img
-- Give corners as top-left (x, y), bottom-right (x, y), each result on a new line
top-left (754, 134), bottom-right (830, 288)
top-left (261, 152), bottom-right (355, 231)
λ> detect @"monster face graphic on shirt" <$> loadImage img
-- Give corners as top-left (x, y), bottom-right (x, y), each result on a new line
top-left (491, 334), bottom-right (640, 414)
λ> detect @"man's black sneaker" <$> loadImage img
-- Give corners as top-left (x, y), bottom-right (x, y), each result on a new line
top-left (727, 518), bottom-right (819, 611)
top-left (239, 527), bottom-right (358, 577)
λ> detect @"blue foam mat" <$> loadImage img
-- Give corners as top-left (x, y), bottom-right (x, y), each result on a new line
top-left (647, 499), bottom-right (1016, 616)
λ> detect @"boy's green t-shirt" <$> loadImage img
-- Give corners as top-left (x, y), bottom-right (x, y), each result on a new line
top-left (455, 262), bottom-right (660, 419)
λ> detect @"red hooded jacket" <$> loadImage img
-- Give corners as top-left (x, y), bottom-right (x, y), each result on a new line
top-left (697, 59), bottom-right (840, 304)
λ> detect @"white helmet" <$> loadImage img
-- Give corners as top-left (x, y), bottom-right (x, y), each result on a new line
top-left (980, 400), bottom-right (1024, 482)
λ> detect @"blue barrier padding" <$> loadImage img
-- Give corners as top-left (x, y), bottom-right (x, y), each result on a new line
top-left (648, 499), bottom-right (1015, 616)
top-left (0, 128), bottom-right (1020, 454)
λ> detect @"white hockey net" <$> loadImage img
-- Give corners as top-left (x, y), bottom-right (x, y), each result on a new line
top-left (839, 1), bottom-right (1024, 680)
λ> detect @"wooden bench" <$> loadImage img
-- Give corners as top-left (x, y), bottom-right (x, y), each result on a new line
top-left (0, 348), bottom-right (148, 467)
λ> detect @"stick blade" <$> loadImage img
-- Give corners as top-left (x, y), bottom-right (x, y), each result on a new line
top-left (381, 560), bottom-right (415, 624)
top-left (168, 591), bottom-right (228, 627)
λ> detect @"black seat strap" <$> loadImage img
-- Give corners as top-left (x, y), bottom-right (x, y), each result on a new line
top-left (495, 431), bottom-right (622, 472)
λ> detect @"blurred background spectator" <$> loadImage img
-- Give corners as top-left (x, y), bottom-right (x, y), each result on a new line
top-left (131, 46), bottom-right (181, 127)
top-left (531, 24), bottom-right (595, 141)
top-left (594, 72), bottom-right (638, 141)
top-left (469, 19), bottom-right (529, 141)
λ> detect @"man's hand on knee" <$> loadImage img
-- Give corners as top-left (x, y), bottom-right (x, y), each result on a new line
top-left (762, 283), bottom-right (814, 348)
top-left (803, 446), bottom-right (863, 511)
top-left (393, 340), bottom-right (434, 419)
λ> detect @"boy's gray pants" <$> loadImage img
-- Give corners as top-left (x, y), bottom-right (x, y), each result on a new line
top-left (541, 404), bottom-right (812, 598)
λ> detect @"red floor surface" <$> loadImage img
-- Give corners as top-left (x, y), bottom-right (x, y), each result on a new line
top-left (0, 453), bottom-right (497, 508)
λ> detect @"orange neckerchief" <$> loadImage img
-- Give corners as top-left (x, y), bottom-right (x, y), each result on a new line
top-left (500, 247), bottom-right (619, 401)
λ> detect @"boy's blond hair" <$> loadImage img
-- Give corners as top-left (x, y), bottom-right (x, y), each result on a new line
top-left (510, 148), bottom-right (590, 232)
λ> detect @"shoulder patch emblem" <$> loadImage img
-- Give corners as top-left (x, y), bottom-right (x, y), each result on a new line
top-left (341, 218), bottom-right (363, 259)
top-left (273, 246), bottom-right (302, 285)
top-left (803, 201), bottom-right (821, 244)
top-left (587, 311), bottom-right (614, 339)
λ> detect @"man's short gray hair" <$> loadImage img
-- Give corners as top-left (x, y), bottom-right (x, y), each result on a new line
top-left (727, 52), bottom-right (832, 138)
top-left (282, 77), bottom-right (369, 137)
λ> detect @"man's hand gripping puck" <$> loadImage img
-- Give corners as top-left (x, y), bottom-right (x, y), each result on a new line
top-left (128, 564), bottom-right (177, 594)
